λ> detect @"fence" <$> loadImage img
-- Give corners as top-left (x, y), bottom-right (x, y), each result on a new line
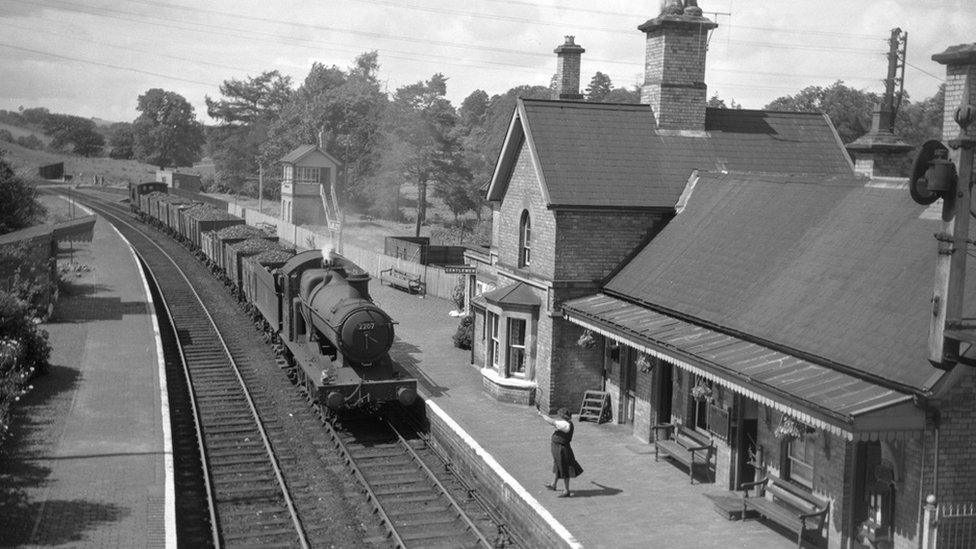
top-left (922, 495), bottom-right (976, 549)
top-left (226, 204), bottom-right (466, 303)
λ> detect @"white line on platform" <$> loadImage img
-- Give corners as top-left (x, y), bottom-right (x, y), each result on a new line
top-left (425, 400), bottom-right (583, 549)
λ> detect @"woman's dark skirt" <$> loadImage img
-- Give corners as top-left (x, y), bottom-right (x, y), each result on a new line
top-left (551, 442), bottom-right (584, 479)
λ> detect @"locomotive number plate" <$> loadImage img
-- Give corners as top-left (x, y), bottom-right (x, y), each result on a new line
top-left (357, 323), bottom-right (376, 331)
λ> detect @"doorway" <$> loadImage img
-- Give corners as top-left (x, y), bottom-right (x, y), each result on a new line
top-left (733, 396), bottom-right (759, 489)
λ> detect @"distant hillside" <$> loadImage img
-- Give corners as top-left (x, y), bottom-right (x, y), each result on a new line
top-left (0, 122), bottom-right (51, 145)
top-left (0, 139), bottom-right (159, 185)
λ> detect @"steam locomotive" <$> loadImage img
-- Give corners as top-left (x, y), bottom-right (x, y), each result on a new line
top-left (127, 182), bottom-right (418, 417)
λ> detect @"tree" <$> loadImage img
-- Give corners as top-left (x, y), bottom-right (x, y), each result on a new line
top-left (132, 89), bottom-right (205, 169)
top-left (765, 81), bottom-right (879, 144)
top-left (459, 90), bottom-right (489, 130)
top-left (603, 86), bottom-right (641, 104)
top-left (206, 71), bottom-right (293, 190)
top-left (0, 151), bottom-right (46, 234)
top-left (106, 122), bottom-right (135, 159)
top-left (585, 72), bottom-right (613, 102)
top-left (262, 52), bottom-right (387, 204)
top-left (43, 114), bottom-right (104, 156)
top-left (707, 93), bottom-right (741, 109)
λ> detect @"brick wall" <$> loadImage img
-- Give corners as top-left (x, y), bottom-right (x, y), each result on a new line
top-left (424, 402), bottom-right (573, 549)
top-left (757, 408), bottom-right (849, 548)
top-left (545, 318), bottom-right (603, 414)
top-left (495, 142), bottom-right (556, 280)
top-left (941, 63), bottom-right (976, 141)
top-left (554, 210), bottom-right (663, 282)
top-left (553, 53), bottom-right (582, 100)
top-left (640, 27), bottom-right (710, 131)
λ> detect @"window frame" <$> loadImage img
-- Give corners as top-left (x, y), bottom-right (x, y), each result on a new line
top-left (489, 312), bottom-right (500, 368)
top-left (785, 435), bottom-right (815, 490)
top-left (296, 166), bottom-right (321, 183)
top-left (518, 210), bottom-right (531, 267)
top-left (507, 317), bottom-right (527, 377)
top-left (690, 374), bottom-right (712, 432)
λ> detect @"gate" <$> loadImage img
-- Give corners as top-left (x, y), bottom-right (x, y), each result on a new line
top-left (922, 495), bottom-right (976, 549)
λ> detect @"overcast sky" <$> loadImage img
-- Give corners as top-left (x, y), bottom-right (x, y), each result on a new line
top-left (0, 0), bottom-right (972, 124)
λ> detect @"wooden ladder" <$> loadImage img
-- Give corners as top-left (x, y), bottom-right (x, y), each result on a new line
top-left (578, 390), bottom-right (611, 423)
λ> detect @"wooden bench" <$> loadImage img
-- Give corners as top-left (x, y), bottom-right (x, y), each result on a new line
top-left (380, 267), bottom-right (425, 294)
top-left (653, 423), bottom-right (715, 484)
top-left (740, 476), bottom-right (829, 548)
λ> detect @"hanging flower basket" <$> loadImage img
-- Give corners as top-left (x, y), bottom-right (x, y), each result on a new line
top-left (577, 329), bottom-right (596, 349)
top-left (636, 353), bottom-right (652, 373)
top-left (690, 382), bottom-right (712, 401)
top-left (774, 415), bottom-right (805, 441)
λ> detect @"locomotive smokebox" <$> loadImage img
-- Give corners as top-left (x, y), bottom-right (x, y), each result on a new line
top-left (300, 268), bottom-right (394, 365)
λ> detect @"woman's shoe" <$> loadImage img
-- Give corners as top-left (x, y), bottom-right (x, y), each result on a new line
top-left (557, 491), bottom-right (571, 498)
top-left (545, 483), bottom-right (556, 491)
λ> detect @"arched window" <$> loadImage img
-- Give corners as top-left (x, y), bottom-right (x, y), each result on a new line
top-left (518, 210), bottom-right (531, 267)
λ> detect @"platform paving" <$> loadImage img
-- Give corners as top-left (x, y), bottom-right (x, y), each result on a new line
top-left (0, 202), bottom-right (172, 548)
top-left (374, 282), bottom-right (795, 549)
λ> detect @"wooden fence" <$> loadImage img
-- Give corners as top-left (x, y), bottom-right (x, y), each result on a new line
top-left (226, 204), bottom-right (465, 303)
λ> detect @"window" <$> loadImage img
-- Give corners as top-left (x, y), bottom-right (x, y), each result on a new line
top-left (508, 318), bottom-right (526, 376)
top-left (786, 435), bottom-right (815, 489)
top-left (296, 166), bottom-right (320, 183)
top-left (489, 313), bottom-right (500, 367)
top-left (518, 211), bottom-right (531, 267)
top-left (690, 375), bottom-right (712, 431)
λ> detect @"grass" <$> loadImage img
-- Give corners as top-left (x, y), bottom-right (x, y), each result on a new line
top-left (0, 137), bottom-right (163, 186)
top-left (0, 122), bottom-right (51, 145)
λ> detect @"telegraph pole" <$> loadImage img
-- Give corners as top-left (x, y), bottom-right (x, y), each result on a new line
top-left (258, 163), bottom-right (264, 215)
top-left (884, 28), bottom-right (907, 129)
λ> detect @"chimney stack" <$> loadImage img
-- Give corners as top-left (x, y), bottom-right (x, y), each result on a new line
top-left (932, 43), bottom-right (976, 143)
top-left (552, 36), bottom-right (585, 101)
top-left (638, 0), bottom-right (717, 131)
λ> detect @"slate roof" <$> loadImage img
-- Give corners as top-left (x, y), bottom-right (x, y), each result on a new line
top-left (487, 99), bottom-right (853, 209)
top-left (482, 282), bottom-right (541, 308)
top-left (602, 171), bottom-right (962, 392)
top-left (279, 144), bottom-right (318, 163)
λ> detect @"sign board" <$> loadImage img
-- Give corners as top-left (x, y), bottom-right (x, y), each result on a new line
top-left (327, 220), bottom-right (342, 231)
top-left (441, 265), bottom-right (476, 274)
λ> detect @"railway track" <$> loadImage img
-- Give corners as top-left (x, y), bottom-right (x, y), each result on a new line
top-left (330, 415), bottom-right (496, 549)
top-left (56, 190), bottom-right (307, 548)
top-left (57, 188), bottom-right (515, 548)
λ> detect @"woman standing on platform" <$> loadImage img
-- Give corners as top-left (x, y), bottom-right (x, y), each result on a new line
top-left (539, 407), bottom-right (583, 497)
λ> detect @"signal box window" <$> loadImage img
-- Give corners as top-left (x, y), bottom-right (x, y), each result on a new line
top-left (296, 166), bottom-right (320, 183)
top-left (518, 211), bottom-right (531, 267)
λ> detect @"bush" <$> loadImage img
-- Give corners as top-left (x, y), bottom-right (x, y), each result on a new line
top-left (0, 129), bottom-right (13, 142)
top-left (0, 290), bottom-right (51, 446)
top-left (452, 315), bottom-right (474, 350)
top-left (451, 277), bottom-right (465, 311)
top-left (15, 134), bottom-right (43, 150)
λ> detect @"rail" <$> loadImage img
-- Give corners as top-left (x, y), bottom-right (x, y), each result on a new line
top-left (56, 190), bottom-right (309, 549)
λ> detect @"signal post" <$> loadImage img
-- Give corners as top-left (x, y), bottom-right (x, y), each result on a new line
top-left (925, 45), bottom-right (976, 369)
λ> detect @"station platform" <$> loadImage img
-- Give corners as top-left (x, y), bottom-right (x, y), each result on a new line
top-left (0, 200), bottom-right (173, 547)
top-left (375, 283), bottom-right (795, 549)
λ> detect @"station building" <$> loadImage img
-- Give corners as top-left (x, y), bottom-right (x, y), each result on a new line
top-left (467, 2), bottom-right (976, 548)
